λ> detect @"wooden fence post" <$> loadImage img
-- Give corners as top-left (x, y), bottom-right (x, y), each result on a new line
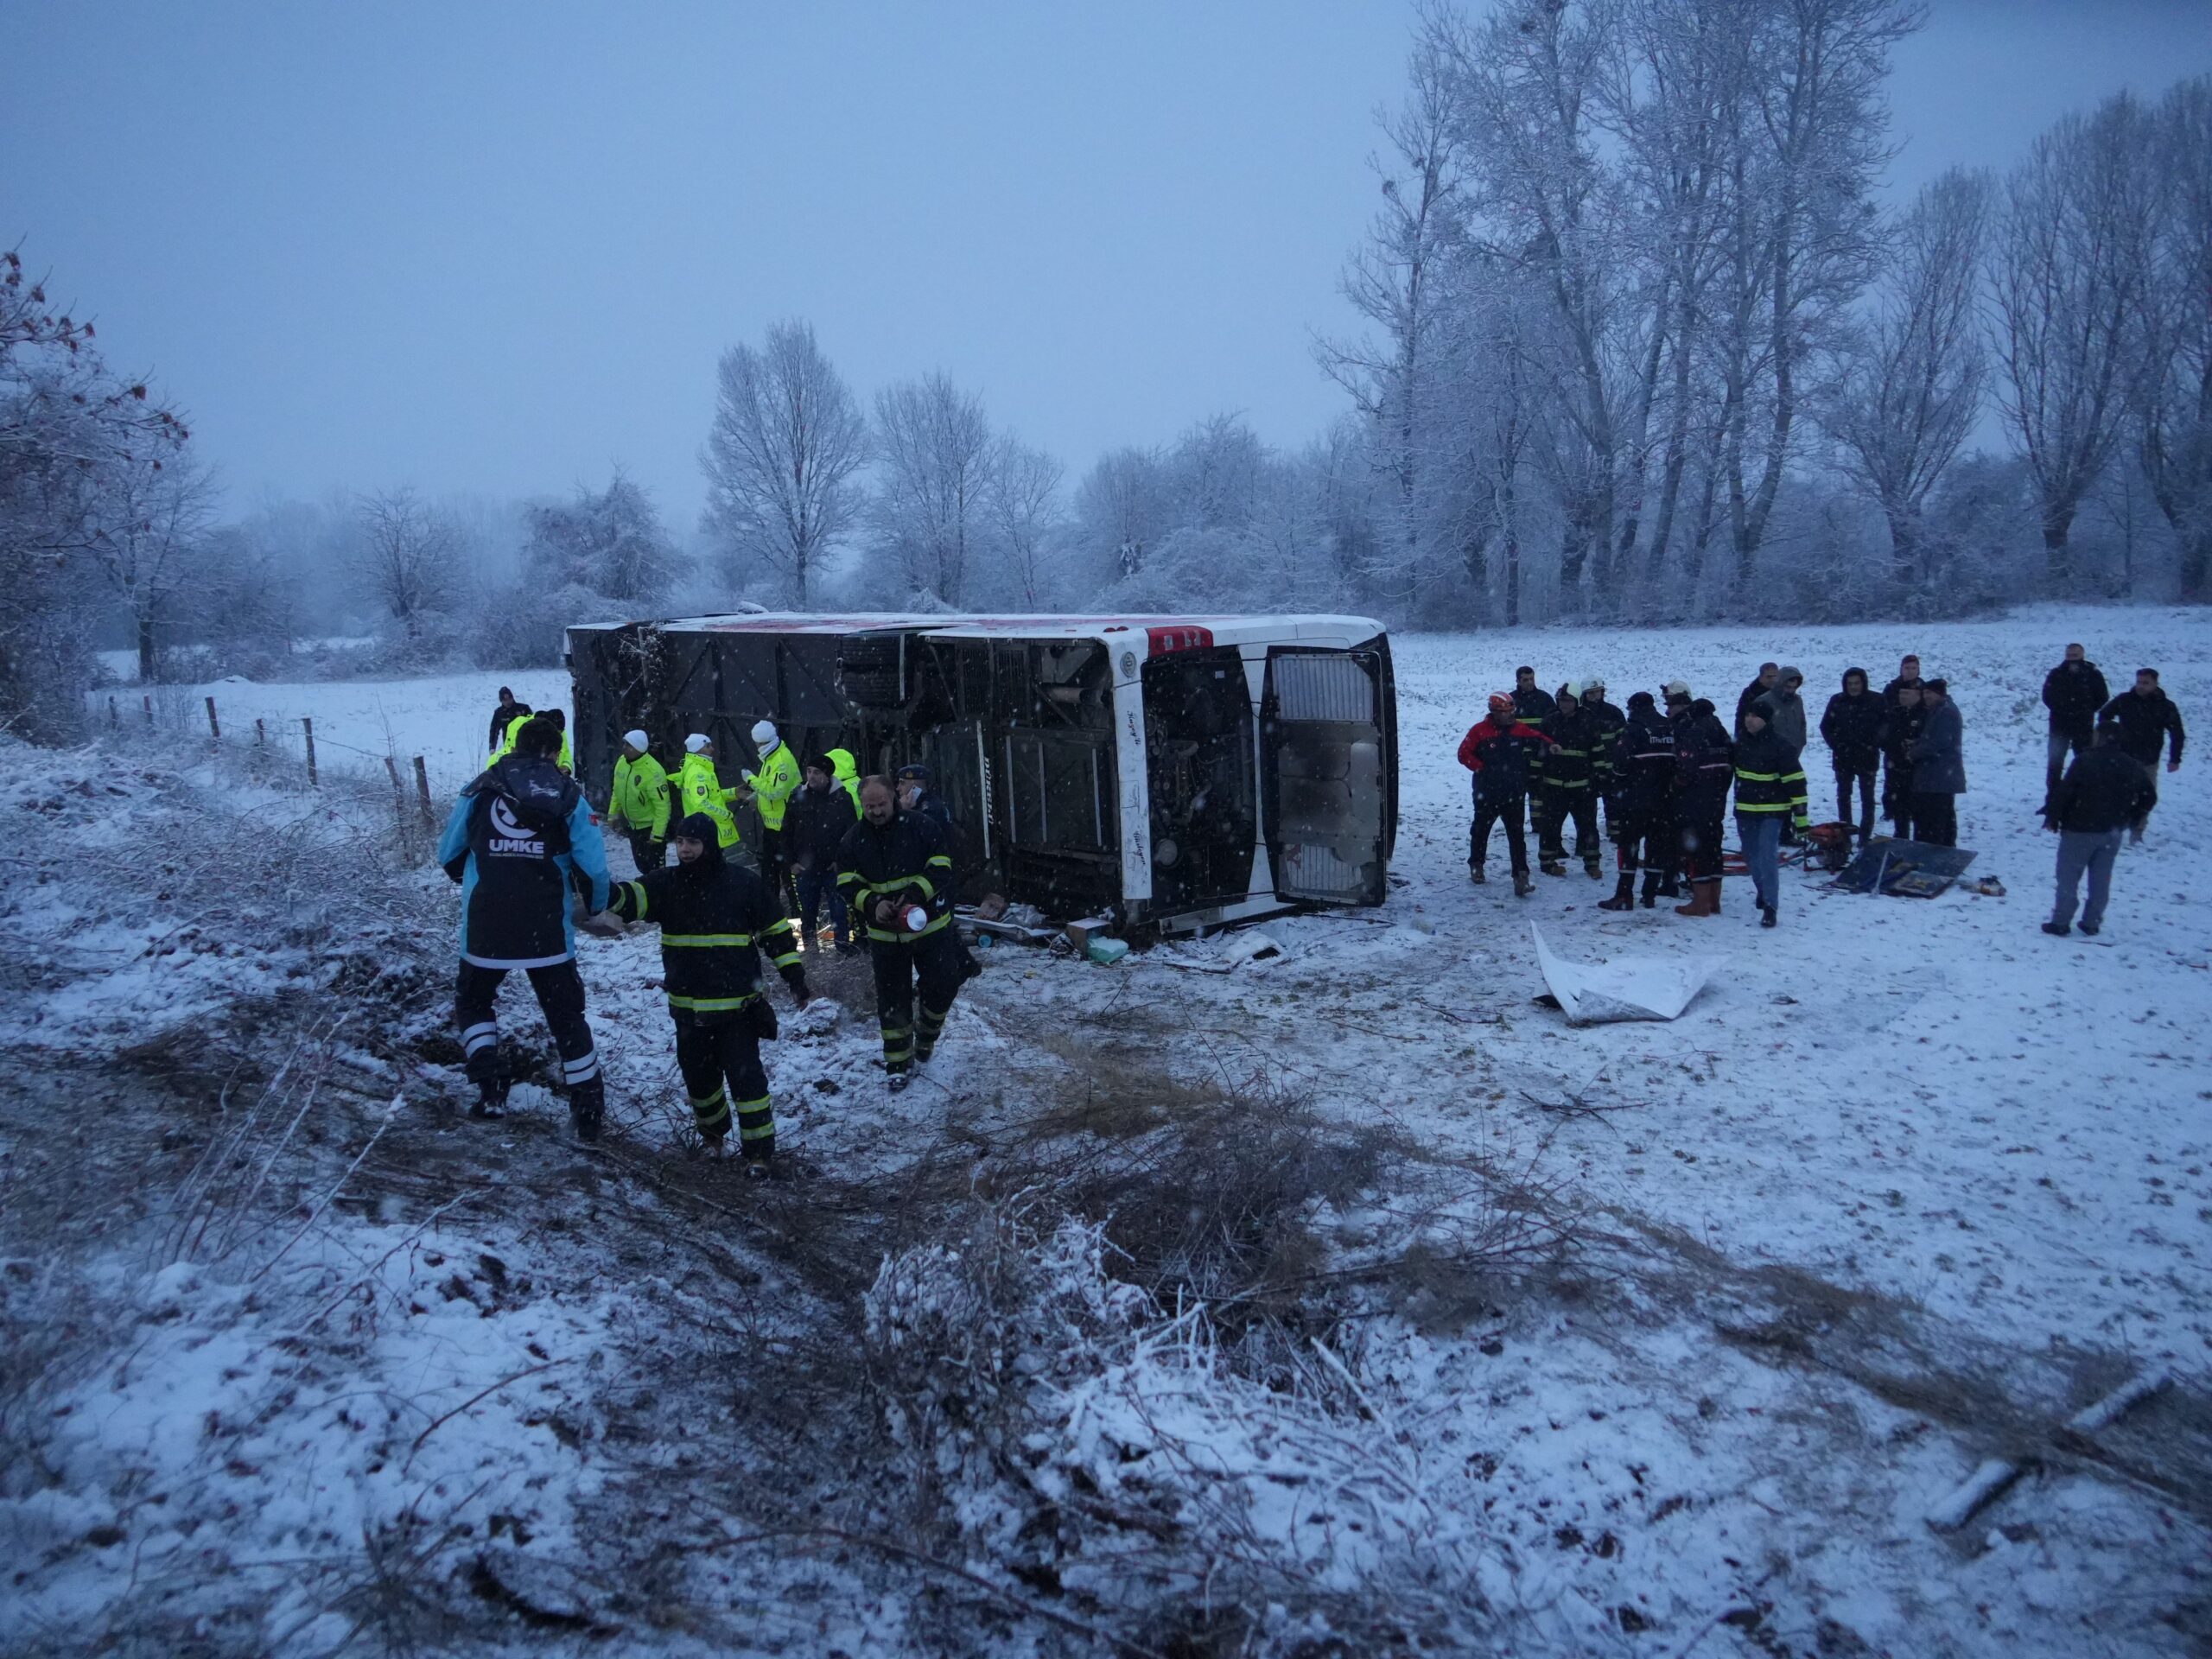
top-left (142, 695), bottom-right (153, 726)
top-left (302, 717), bottom-right (317, 786)
top-left (413, 755), bottom-right (435, 826)
top-left (107, 696), bottom-right (118, 730)
top-left (255, 718), bottom-right (265, 747)
top-left (205, 696), bottom-right (220, 741)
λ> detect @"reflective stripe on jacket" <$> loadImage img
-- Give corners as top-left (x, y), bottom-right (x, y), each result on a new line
top-left (606, 842), bottom-right (798, 1014)
top-left (745, 741), bottom-right (802, 830)
top-left (677, 753), bottom-right (742, 849)
top-left (1732, 728), bottom-right (1810, 829)
top-left (836, 809), bottom-right (957, 944)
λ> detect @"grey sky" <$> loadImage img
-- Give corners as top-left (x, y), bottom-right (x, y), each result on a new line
top-left (5, 1), bottom-right (2208, 531)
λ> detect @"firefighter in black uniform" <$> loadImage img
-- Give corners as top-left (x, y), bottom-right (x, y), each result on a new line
top-left (601, 812), bottom-right (809, 1171)
top-left (1580, 677), bottom-right (1625, 843)
top-left (1510, 665), bottom-right (1559, 861)
top-left (1599, 691), bottom-right (1678, 911)
top-left (839, 776), bottom-right (963, 1092)
top-left (1539, 681), bottom-right (1604, 878)
top-left (1669, 689), bottom-right (1735, 918)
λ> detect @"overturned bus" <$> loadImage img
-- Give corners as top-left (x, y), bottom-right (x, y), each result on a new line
top-left (566, 613), bottom-right (1397, 933)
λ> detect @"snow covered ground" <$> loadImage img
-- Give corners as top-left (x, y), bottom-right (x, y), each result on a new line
top-left (15, 606), bottom-right (2209, 1655)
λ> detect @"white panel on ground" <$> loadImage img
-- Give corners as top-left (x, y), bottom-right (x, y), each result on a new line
top-left (1530, 923), bottom-right (1725, 1026)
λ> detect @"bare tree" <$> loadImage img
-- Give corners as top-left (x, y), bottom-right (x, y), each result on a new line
top-left (1075, 447), bottom-right (1167, 583)
top-left (2133, 74), bottom-right (2212, 601)
top-left (353, 486), bottom-right (457, 638)
top-left (1991, 90), bottom-right (2166, 588)
top-left (986, 438), bottom-right (1064, 608)
top-left (701, 320), bottom-right (868, 607)
top-left (1825, 168), bottom-right (1991, 584)
top-left (93, 449), bottom-right (217, 681)
top-left (871, 374), bottom-right (995, 604)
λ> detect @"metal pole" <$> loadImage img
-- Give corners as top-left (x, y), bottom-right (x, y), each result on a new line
top-left (302, 717), bottom-right (317, 786)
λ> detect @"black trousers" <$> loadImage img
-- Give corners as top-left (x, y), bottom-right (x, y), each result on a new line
top-left (1833, 763), bottom-right (1877, 839)
top-left (2044, 729), bottom-right (2092, 808)
top-left (454, 959), bottom-right (597, 1094)
top-left (869, 927), bottom-right (964, 1074)
top-left (755, 825), bottom-right (793, 913)
top-left (1470, 791), bottom-right (1529, 874)
top-left (1912, 792), bottom-right (1957, 848)
top-left (1883, 766), bottom-right (1915, 841)
top-left (1541, 787), bottom-right (1601, 868)
top-left (671, 1007), bottom-right (772, 1153)
top-left (1612, 807), bottom-right (1671, 880)
top-left (626, 828), bottom-right (666, 874)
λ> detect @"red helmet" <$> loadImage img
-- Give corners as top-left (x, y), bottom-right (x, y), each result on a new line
top-left (1488, 692), bottom-right (1516, 716)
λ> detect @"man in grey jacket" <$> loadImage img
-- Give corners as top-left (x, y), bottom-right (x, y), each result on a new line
top-left (1755, 667), bottom-right (1809, 758)
top-left (1910, 678), bottom-right (1965, 847)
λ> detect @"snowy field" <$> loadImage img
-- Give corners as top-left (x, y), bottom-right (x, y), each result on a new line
top-left (11, 606), bottom-right (2209, 1656)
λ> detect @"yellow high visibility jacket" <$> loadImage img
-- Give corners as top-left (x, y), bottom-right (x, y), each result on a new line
top-left (744, 741), bottom-right (801, 830)
top-left (677, 751), bottom-right (742, 849)
top-left (493, 711), bottom-right (572, 773)
top-left (611, 751), bottom-right (671, 839)
top-left (826, 747), bottom-right (863, 815)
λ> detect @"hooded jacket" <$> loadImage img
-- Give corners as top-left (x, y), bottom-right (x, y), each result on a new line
top-left (1754, 682), bottom-right (1808, 757)
top-left (1673, 699), bottom-right (1735, 813)
top-left (1732, 724), bottom-right (1810, 830)
top-left (826, 747), bottom-right (864, 811)
top-left (1735, 674), bottom-right (1777, 738)
top-left (2042, 660), bottom-right (2111, 738)
top-left (1820, 673), bottom-right (1885, 772)
top-left (605, 814), bottom-right (803, 1015)
top-left (2097, 687), bottom-right (2185, 769)
top-left (493, 711), bottom-right (572, 773)
top-left (438, 753), bottom-right (610, 969)
top-left (2046, 741), bottom-right (2158, 835)
top-left (836, 807), bottom-right (957, 944)
top-left (1457, 715), bottom-right (1551, 804)
top-left (1911, 697), bottom-right (1967, 794)
top-left (677, 750), bottom-right (743, 849)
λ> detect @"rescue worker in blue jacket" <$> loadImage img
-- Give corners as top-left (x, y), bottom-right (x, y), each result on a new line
top-left (438, 715), bottom-right (611, 1138)
top-left (837, 776), bottom-right (961, 1091)
top-left (601, 813), bottom-right (809, 1172)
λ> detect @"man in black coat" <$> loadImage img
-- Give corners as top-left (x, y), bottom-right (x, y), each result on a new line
top-left (1669, 690), bottom-right (1734, 917)
top-left (838, 777), bottom-right (963, 1092)
top-left (1599, 692), bottom-right (1679, 911)
top-left (1878, 683), bottom-right (1925, 841)
top-left (786, 754), bottom-right (861, 954)
top-left (1510, 666), bottom-right (1558, 851)
top-left (1735, 663), bottom-right (1779, 740)
top-left (2098, 669), bottom-right (2186, 839)
top-left (2040, 644), bottom-right (2110, 813)
top-left (1820, 667), bottom-right (1885, 841)
top-left (486, 686), bottom-right (531, 756)
top-left (1881, 654), bottom-right (1923, 709)
top-left (2041, 721), bottom-right (2158, 938)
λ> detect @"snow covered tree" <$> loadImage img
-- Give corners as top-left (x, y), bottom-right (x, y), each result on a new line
top-left (868, 373), bottom-right (995, 605)
top-left (1072, 447), bottom-right (1169, 588)
top-left (353, 486), bottom-right (460, 639)
top-left (2133, 75), bottom-right (2212, 601)
top-left (522, 468), bottom-right (684, 606)
top-left (702, 320), bottom-right (868, 607)
top-left (985, 437), bottom-right (1065, 608)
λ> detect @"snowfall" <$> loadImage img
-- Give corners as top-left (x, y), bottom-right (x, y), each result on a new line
top-left (3, 607), bottom-right (2205, 1657)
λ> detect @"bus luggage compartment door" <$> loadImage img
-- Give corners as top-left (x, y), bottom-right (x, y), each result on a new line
top-left (1262, 649), bottom-right (1387, 906)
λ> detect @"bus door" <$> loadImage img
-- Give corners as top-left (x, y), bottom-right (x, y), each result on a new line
top-left (1261, 649), bottom-right (1388, 906)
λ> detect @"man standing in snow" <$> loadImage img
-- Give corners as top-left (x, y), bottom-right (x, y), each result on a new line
top-left (2039, 644), bottom-right (2110, 814)
top-left (1733, 706), bottom-right (1809, 929)
top-left (1879, 682), bottom-right (1924, 841)
top-left (1538, 681), bottom-right (1604, 880)
top-left (2041, 719), bottom-right (2158, 939)
top-left (1669, 687), bottom-right (1734, 917)
top-left (839, 777), bottom-right (963, 1091)
top-left (608, 729), bottom-right (671, 874)
top-left (438, 715), bottom-right (610, 1139)
top-left (1459, 692), bottom-right (1551, 897)
top-left (1735, 663), bottom-right (1779, 739)
top-left (1909, 679), bottom-right (1965, 848)
top-left (1754, 668), bottom-right (1808, 759)
top-left (1580, 677), bottom-right (1625, 842)
top-left (1820, 669), bottom-right (1885, 842)
top-left (1510, 667), bottom-right (1558, 855)
top-left (787, 754), bottom-right (861, 955)
top-left (677, 734), bottom-right (744, 852)
top-left (1599, 690), bottom-right (1678, 911)
top-left (898, 762), bottom-right (982, 982)
top-left (740, 719), bottom-right (801, 908)
top-left (2098, 669), bottom-right (2186, 840)
top-left (487, 686), bottom-right (530, 756)
top-left (1881, 654), bottom-right (1923, 709)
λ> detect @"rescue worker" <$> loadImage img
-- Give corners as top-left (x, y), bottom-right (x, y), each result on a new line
top-left (788, 753), bottom-right (862, 954)
top-left (1910, 678), bottom-right (1965, 848)
top-left (486, 686), bottom-right (530, 756)
top-left (677, 733), bottom-right (744, 851)
top-left (1879, 682), bottom-right (1925, 840)
top-left (898, 761), bottom-right (982, 982)
top-left (1669, 688), bottom-right (1734, 918)
top-left (1733, 705), bottom-right (1810, 928)
top-left (2097, 668), bottom-right (2186, 840)
top-left (1457, 692), bottom-right (1552, 897)
top-left (437, 715), bottom-right (610, 1139)
top-left (608, 728), bottom-right (671, 874)
top-left (838, 776), bottom-right (961, 1092)
top-left (824, 747), bottom-right (865, 814)
top-left (2042, 717), bottom-right (2158, 938)
top-left (1579, 677), bottom-right (1624, 842)
top-left (600, 812), bottom-right (808, 1172)
top-left (1539, 681), bottom-right (1603, 879)
top-left (1734, 663), bottom-right (1780, 739)
top-left (741, 719), bottom-right (801, 907)
top-left (1819, 668), bottom-right (1885, 841)
top-left (493, 705), bottom-right (572, 772)
top-left (2039, 644), bottom-right (2110, 813)
top-left (1599, 691), bottom-right (1677, 911)
top-left (1510, 666), bottom-right (1558, 853)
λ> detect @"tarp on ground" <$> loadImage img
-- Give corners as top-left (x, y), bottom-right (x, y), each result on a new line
top-left (1530, 923), bottom-right (1726, 1027)
top-left (1830, 836), bottom-right (1977, 898)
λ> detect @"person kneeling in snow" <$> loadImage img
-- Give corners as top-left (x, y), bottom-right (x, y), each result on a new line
top-left (598, 813), bottom-right (810, 1172)
top-left (439, 715), bottom-right (611, 1137)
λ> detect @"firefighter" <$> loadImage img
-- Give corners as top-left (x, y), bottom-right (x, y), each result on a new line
top-left (1669, 687), bottom-right (1734, 918)
top-left (1733, 706), bottom-right (1810, 928)
top-left (899, 762), bottom-right (982, 982)
top-left (1599, 691), bottom-right (1676, 911)
top-left (1580, 677), bottom-right (1625, 842)
top-left (1539, 681), bottom-right (1603, 879)
top-left (437, 715), bottom-right (610, 1139)
top-left (838, 776), bottom-right (961, 1092)
top-left (677, 733), bottom-right (744, 851)
top-left (1457, 692), bottom-right (1552, 897)
top-left (1510, 666), bottom-right (1557, 853)
top-left (600, 812), bottom-right (809, 1173)
top-left (493, 705), bottom-right (572, 772)
top-left (608, 729), bottom-right (671, 874)
top-left (741, 719), bottom-right (801, 908)
top-left (788, 753), bottom-right (862, 955)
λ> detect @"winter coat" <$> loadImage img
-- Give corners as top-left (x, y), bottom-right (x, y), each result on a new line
top-left (744, 741), bottom-right (802, 830)
top-left (2098, 689), bottom-right (2186, 770)
top-left (1879, 702), bottom-right (1923, 810)
top-left (836, 808), bottom-right (957, 944)
top-left (437, 753), bottom-right (610, 969)
top-left (1732, 725), bottom-right (1810, 830)
top-left (487, 699), bottom-right (530, 755)
top-left (1541, 700), bottom-right (1598, 794)
top-left (1510, 687), bottom-right (1558, 783)
top-left (677, 752), bottom-right (743, 849)
top-left (492, 711), bottom-right (571, 773)
top-left (1673, 701), bottom-right (1735, 816)
top-left (610, 751), bottom-right (671, 840)
top-left (1457, 716), bottom-right (1550, 804)
top-left (2046, 742), bottom-right (2158, 835)
top-left (1580, 697), bottom-right (1625, 797)
top-left (1911, 698), bottom-right (1966, 794)
top-left (1735, 676), bottom-right (1777, 738)
top-left (1881, 675), bottom-right (1923, 711)
top-left (1820, 683), bottom-right (1886, 772)
top-left (1754, 686), bottom-right (1808, 757)
top-left (1612, 705), bottom-right (1677, 819)
top-left (2042, 661), bottom-right (2111, 739)
top-left (786, 777), bottom-right (861, 874)
top-left (825, 747), bottom-right (864, 811)
top-left (606, 828), bottom-right (803, 1015)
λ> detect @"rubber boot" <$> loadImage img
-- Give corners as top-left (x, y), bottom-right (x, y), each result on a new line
top-left (1639, 872), bottom-right (1661, 909)
top-left (569, 1076), bottom-right (605, 1143)
top-left (1675, 880), bottom-right (1716, 918)
top-left (1512, 870), bottom-right (1535, 898)
top-left (1598, 874), bottom-right (1637, 912)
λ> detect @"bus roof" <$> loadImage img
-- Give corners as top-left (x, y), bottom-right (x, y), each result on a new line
top-left (603, 612), bottom-right (1387, 649)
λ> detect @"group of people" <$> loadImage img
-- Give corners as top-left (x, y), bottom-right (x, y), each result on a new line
top-left (442, 704), bottom-right (980, 1171)
top-left (1455, 646), bottom-right (2186, 935)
